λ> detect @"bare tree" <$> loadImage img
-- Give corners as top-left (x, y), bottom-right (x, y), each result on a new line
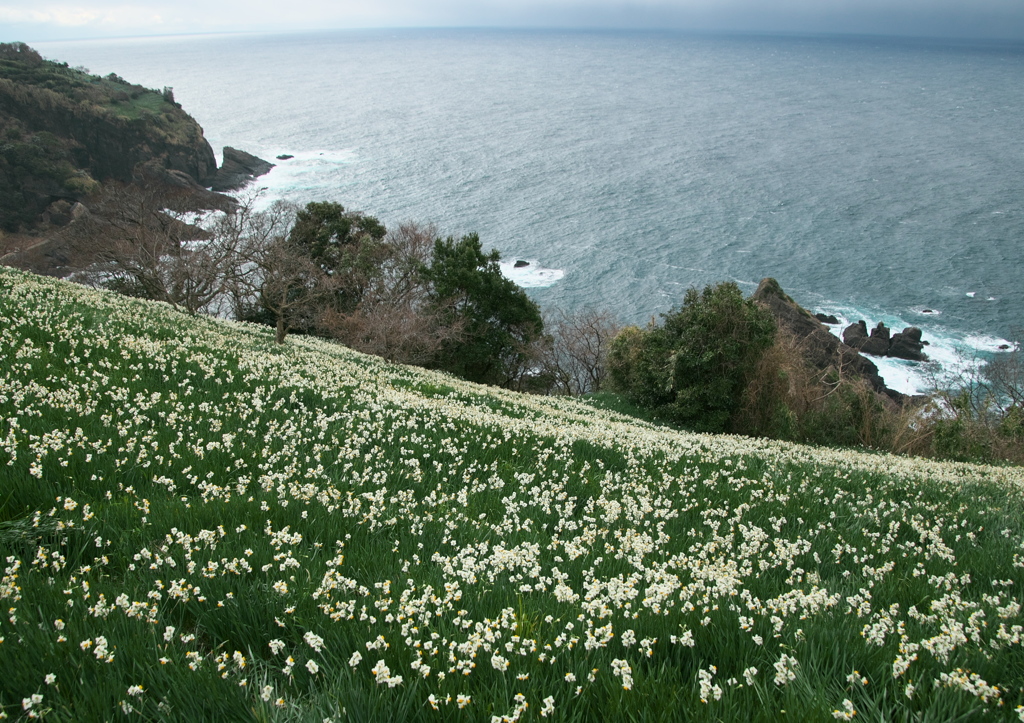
top-left (540, 306), bottom-right (621, 395)
top-left (913, 338), bottom-right (1024, 462)
top-left (67, 182), bottom-right (183, 303)
top-left (222, 199), bottom-right (343, 344)
top-left (984, 337), bottom-right (1024, 418)
top-left (318, 222), bottom-right (463, 364)
top-left (162, 236), bottom-right (237, 315)
top-left (66, 182), bottom-right (240, 315)
top-left (258, 240), bottom-right (335, 344)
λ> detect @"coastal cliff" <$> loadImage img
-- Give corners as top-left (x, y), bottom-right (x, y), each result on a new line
top-left (751, 277), bottom-right (918, 405)
top-left (0, 42), bottom-right (271, 256)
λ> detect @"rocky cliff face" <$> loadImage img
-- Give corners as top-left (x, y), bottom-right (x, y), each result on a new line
top-left (0, 44), bottom-right (219, 232)
top-left (751, 278), bottom-right (909, 404)
top-left (0, 79), bottom-right (218, 187)
top-left (0, 43), bottom-right (273, 275)
top-left (0, 43), bottom-right (271, 238)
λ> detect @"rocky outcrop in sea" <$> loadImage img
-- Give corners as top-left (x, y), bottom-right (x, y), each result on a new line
top-left (842, 321), bottom-right (929, 361)
top-left (207, 147), bottom-right (275, 192)
top-left (751, 278), bottom-right (917, 404)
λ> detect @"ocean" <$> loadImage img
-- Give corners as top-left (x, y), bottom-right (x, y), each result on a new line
top-left (36, 29), bottom-right (1024, 394)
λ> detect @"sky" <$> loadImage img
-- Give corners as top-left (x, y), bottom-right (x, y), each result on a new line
top-left (3, 0), bottom-right (1024, 43)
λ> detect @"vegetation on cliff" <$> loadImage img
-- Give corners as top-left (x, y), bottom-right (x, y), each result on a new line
top-left (53, 170), bottom-right (1022, 463)
top-left (604, 279), bottom-right (1024, 463)
top-left (2, 44), bottom-right (1018, 468)
top-left (0, 42), bottom-right (217, 233)
top-left (607, 282), bottom-right (776, 433)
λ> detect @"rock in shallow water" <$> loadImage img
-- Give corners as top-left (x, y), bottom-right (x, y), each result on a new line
top-left (843, 320), bottom-right (868, 348)
top-left (842, 319), bottom-right (928, 361)
top-left (207, 147), bottom-right (275, 192)
top-left (889, 327), bottom-right (928, 361)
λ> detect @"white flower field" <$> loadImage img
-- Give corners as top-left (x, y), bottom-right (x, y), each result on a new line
top-left (2, 266), bottom-right (1024, 720)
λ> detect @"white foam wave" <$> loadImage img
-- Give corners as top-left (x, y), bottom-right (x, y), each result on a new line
top-left (275, 150), bottom-right (357, 164)
top-left (963, 334), bottom-right (1019, 353)
top-left (500, 260), bottom-right (565, 289)
top-left (243, 150), bottom-right (358, 203)
top-left (870, 357), bottom-right (928, 397)
top-left (813, 304), bottom-right (1016, 396)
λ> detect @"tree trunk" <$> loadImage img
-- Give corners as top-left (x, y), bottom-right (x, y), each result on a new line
top-left (275, 315), bottom-right (286, 344)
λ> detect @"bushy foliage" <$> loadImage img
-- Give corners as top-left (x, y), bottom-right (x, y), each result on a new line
top-left (287, 201), bottom-right (387, 314)
top-left (924, 343), bottom-right (1024, 464)
top-left (0, 125), bottom-right (89, 231)
top-left (720, 325), bottom-right (1024, 464)
top-left (608, 282), bottom-right (775, 431)
top-left (425, 233), bottom-right (544, 387)
top-left (732, 331), bottom-right (901, 450)
top-left (317, 222), bottom-right (464, 366)
top-left (0, 42), bottom-right (44, 67)
top-left (242, 200), bottom-right (390, 332)
top-left (226, 204), bottom-right (543, 382)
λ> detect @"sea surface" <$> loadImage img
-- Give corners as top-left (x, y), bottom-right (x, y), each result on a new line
top-left (37, 29), bottom-right (1024, 393)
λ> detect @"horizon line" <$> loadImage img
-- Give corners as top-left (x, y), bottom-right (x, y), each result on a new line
top-left (17, 24), bottom-right (1024, 47)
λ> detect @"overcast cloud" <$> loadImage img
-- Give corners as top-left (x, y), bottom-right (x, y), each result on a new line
top-left (2, 0), bottom-right (1024, 42)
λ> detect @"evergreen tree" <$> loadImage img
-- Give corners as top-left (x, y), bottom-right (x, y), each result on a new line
top-left (608, 281), bottom-right (775, 431)
top-left (426, 233), bottom-right (543, 386)
top-left (287, 201), bottom-right (387, 314)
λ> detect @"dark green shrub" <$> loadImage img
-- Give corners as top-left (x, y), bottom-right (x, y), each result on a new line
top-left (607, 282), bottom-right (775, 432)
top-left (425, 233), bottom-right (543, 387)
top-left (1001, 406), bottom-right (1024, 440)
top-left (801, 376), bottom-right (891, 449)
top-left (606, 325), bottom-right (673, 409)
top-left (287, 201), bottom-right (387, 315)
top-left (931, 416), bottom-right (992, 462)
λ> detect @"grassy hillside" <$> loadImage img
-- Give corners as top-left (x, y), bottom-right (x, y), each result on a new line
top-left (2, 265), bottom-right (1024, 721)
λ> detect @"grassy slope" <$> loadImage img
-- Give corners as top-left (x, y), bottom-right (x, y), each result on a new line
top-left (0, 54), bottom-right (184, 130)
top-left (2, 265), bottom-right (1024, 721)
